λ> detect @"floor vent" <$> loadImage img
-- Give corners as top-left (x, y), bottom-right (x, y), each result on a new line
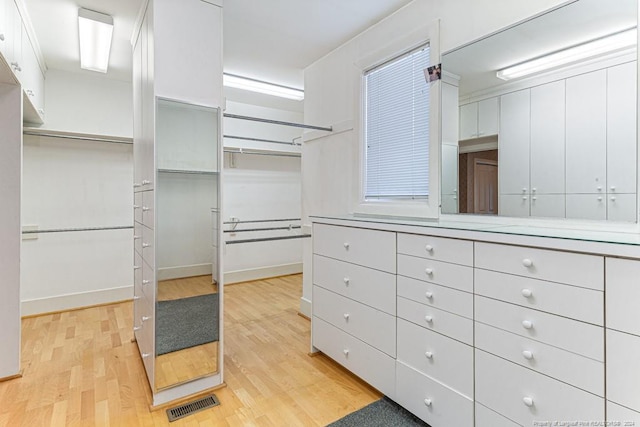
top-left (166, 394), bottom-right (220, 422)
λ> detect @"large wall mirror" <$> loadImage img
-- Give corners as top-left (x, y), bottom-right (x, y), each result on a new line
top-left (155, 98), bottom-right (221, 391)
top-left (441, 0), bottom-right (638, 223)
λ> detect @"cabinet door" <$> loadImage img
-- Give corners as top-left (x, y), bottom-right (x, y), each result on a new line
top-left (133, 29), bottom-right (143, 189)
top-left (499, 89), bottom-right (530, 195)
top-left (607, 329), bottom-right (640, 412)
top-left (21, 31), bottom-right (44, 117)
top-left (566, 70), bottom-right (607, 194)
top-left (0, 0), bottom-right (6, 55)
top-left (606, 257), bottom-right (640, 336)
top-left (499, 194), bottom-right (529, 217)
top-left (9, 3), bottom-right (21, 80)
top-left (566, 194), bottom-right (606, 220)
top-left (441, 143), bottom-right (458, 195)
top-left (459, 102), bottom-right (478, 140)
top-left (478, 97), bottom-right (498, 137)
top-left (530, 80), bottom-right (565, 194)
top-left (530, 194), bottom-right (565, 218)
top-left (607, 61), bottom-right (637, 195)
top-left (442, 83), bottom-right (459, 144)
top-left (608, 193), bottom-right (637, 223)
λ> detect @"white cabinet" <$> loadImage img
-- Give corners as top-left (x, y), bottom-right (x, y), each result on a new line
top-left (442, 82), bottom-right (459, 145)
top-left (0, 0), bottom-right (6, 55)
top-left (566, 193), bottom-right (607, 221)
top-left (499, 194), bottom-right (529, 217)
top-left (606, 258), bottom-right (640, 336)
top-left (606, 329), bottom-right (640, 413)
top-left (459, 97), bottom-right (498, 140)
top-left (499, 89), bottom-right (530, 195)
top-left (21, 28), bottom-right (44, 121)
top-left (441, 143), bottom-right (458, 214)
top-left (530, 194), bottom-right (565, 218)
top-left (608, 193), bottom-right (637, 222)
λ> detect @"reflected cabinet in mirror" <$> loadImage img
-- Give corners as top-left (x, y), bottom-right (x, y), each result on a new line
top-left (155, 99), bottom-right (221, 391)
top-left (441, 0), bottom-right (638, 222)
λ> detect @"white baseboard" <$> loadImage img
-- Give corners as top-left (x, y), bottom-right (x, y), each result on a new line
top-left (299, 296), bottom-right (311, 318)
top-left (224, 262), bottom-right (303, 285)
top-left (158, 263), bottom-right (212, 281)
top-left (21, 285), bottom-right (133, 316)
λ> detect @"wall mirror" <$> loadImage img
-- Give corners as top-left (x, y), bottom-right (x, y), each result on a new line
top-left (441, 0), bottom-right (638, 223)
top-left (155, 98), bottom-right (220, 391)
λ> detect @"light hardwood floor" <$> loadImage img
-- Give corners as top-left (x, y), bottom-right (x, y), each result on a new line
top-left (0, 274), bottom-right (381, 426)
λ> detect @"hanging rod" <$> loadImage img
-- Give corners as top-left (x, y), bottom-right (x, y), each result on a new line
top-left (23, 130), bottom-right (133, 145)
top-left (223, 134), bottom-right (301, 146)
top-left (223, 218), bottom-right (301, 225)
top-left (223, 225), bottom-right (301, 233)
top-left (223, 113), bottom-right (332, 132)
top-left (158, 168), bottom-right (218, 175)
top-left (226, 234), bottom-right (311, 245)
top-left (22, 225), bottom-right (134, 234)
top-left (224, 149), bottom-right (300, 158)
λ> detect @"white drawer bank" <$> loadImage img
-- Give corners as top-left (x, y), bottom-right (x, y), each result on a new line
top-left (310, 216), bottom-right (640, 427)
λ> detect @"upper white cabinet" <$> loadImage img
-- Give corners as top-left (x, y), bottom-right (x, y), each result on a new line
top-left (499, 89), bottom-right (529, 195)
top-left (442, 82), bottom-right (459, 145)
top-left (459, 97), bottom-right (498, 140)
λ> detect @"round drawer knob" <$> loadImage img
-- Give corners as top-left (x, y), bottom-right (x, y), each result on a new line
top-left (522, 188), bottom-right (527, 193)
top-left (142, 243), bottom-right (150, 248)
top-left (142, 206), bottom-right (150, 212)
top-left (425, 315), bottom-right (433, 323)
top-left (142, 316), bottom-right (150, 321)
top-left (597, 186), bottom-right (603, 191)
top-left (425, 351), bottom-right (433, 359)
top-left (424, 398), bottom-right (432, 407)
top-left (425, 244), bottom-right (434, 253)
top-left (343, 313), bottom-right (350, 321)
top-left (343, 349), bottom-right (349, 356)
top-left (425, 291), bottom-right (433, 299)
top-left (523, 396), bottom-right (534, 407)
top-left (133, 235), bottom-right (141, 240)
top-left (521, 289), bottom-right (533, 298)
top-left (133, 205), bottom-right (140, 209)
top-left (425, 268), bottom-right (434, 276)
top-left (142, 280), bottom-right (150, 285)
top-left (611, 186), bottom-right (616, 191)
top-left (134, 265), bottom-right (141, 270)
top-left (343, 277), bottom-right (350, 285)
top-left (522, 258), bottom-right (533, 268)
top-left (142, 353), bottom-right (150, 358)
top-left (597, 196), bottom-right (603, 202)
top-left (611, 196), bottom-right (617, 202)
top-left (133, 326), bottom-right (141, 331)
top-left (522, 320), bottom-right (534, 330)
top-left (343, 242), bottom-right (350, 250)
top-left (522, 350), bottom-right (534, 360)
top-left (522, 196), bottom-right (527, 200)
top-left (133, 296), bottom-right (141, 300)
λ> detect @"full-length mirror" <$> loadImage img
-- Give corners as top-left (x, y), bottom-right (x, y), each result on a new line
top-left (441, 0), bottom-right (638, 222)
top-left (155, 99), bottom-right (220, 390)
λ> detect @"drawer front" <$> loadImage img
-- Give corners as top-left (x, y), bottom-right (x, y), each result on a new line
top-left (142, 257), bottom-right (155, 301)
top-left (397, 275), bottom-right (472, 319)
top-left (606, 257), bottom-right (640, 336)
top-left (476, 322), bottom-right (604, 396)
top-left (475, 268), bottom-right (603, 325)
top-left (397, 233), bottom-right (473, 266)
top-left (476, 350), bottom-right (604, 426)
top-left (313, 317), bottom-right (395, 397)
top-left (134, 192), bottom-right (143, 224)
top-left (142, 190), bottom-right (155, 229)
top-left (134, 221), bottom-right (143, 255)
top-left (475, 296), bottom-right (604, 361)
top-left (313, 223), bottom-right (396, 273)
top-left (397, 254), bottom-right (473, 293)
top-left (475, 242), bottom-right (604, 290)
top-left (313, 286), bottom-right (396, 356)
top-left (475, 404), bottom-right (520, 427)
top-left (607, 401), bottom-right (640, 424)
top-left (397, 296), bottom-right (473, 345)
top-left (397, 318), bottom-right (473, 397)
top-left (142, 224), bottom-right (155, 267)
top-left (134, 251), bottom-right (143, 297)
top-left (395, 361), bottom-right (473, 427)
top-left (606, 329), bottom-right (640, 412)
top-left (313, 254), bottom-right (396, 315)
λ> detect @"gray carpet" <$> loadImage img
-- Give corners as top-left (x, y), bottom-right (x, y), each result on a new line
top-left (156, 293), bottom-right (219, 355)
top-left (327, 397), bottom-right (430, 427)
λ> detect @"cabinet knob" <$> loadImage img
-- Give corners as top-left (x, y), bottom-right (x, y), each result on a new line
top-left (142, 280), bottom-right (150, 285)
top-left (343, 277), bottom-right (350, 286)
top-left (611, 196), bottom-right (617, 202)
top-left (133, 183), bottom-right (141, 188)
top-left (343, 313), bottom-right (350, 321)
top-left (532, 196), bottom-right (537, 201)
top-left (343, 349), bottom-right (349, 357)
top-left (38, 109), bottom-right (45, 115)
top-left (597, 196), bottom-right (603, 202)
top-left (425, 291), bottom-right (433, 299)
top-left (133, 265), bottom-right (141, 270)
top-left (133, 235), bottom-right (141, 240)
top-left (532, 188), bottom-right (537, 193)
top-left (142, 206), bottom-right (150, 212)
top-left (142, 353), bottom-right (151, 358)
top-left (133, 205), bottom-right (140, 209)
top-left (425, 351), bottom-right (434, 359)
top-left (425, 315), bottom-right (433, 323)
top-left (425, 268), bottom-right (434, 276)
top-left (597, 186), bottom-right (603, 191)
top-left (611, 186), bottom-right (616, 192)
top-left (142, 243), bottom-right (150, 248)
top-left (522, 196), bottom-right (528, 201)
top-left (521, 289), bottom-right (533, 298)
top-left (453, 196), bottom-right (457, 200)
top-left (522, 397), bottom-right (534, 407)
top-left (522, 258), bottom-right (533, 268)
top-left (142, 316), bottom-right (150, 322)
top-left (522, 320), bottom-right (534, 330)
top-left (423, 398), bottom-right (432, 407)
top-left (343, 242), bottom-right (350, 250)
top-left (133, 326), bottom-right (141, 331)
top-left (133, 295), bottom-right (140, 300)
top-left (522, 188), bottom-right (527, 193)
top-left (142, 180), bottom-right (151, 185)
top-left (522, 350), bottom-right (534, 360)
top-left (425, 244), bottom-right (434, 253)
top-left (0, 34), bottom-right (4, 41)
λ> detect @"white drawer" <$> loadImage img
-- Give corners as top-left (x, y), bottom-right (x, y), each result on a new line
top-left (134, 221), bottom-right (143, 255)
top-left (313, 223), bottom-right (396, 273)
top-left (606, 329), bottom-right (640, 412)
top-left (313, 286), bottom-right (396, 356)
top-left (475, 242), bottom-right (604, 290)
top-left (397, 318), bottom-right (473, 398)
top-left (607, 401), bottom-right (640, 424)
top-left (134, 192), bottom-right (143, 224)
top-left (134, 251), bottom-right (143, 297)
top-left (606, 257), bottom-right (640, 336)
top-left (397, 254), bottom-right (473, 293)
top-left (397, 233), bottom-right (473, 266)
top-left (142, 224), bottom-right (155, 267)
top-left (475, 404), bottom-right (520, 427)
top-left (142, 257), bottom-right (155, 301)
top-left (313, 317), bottom-right (395, 397)
top-left (395, 361), bottom-right (473, 427)
top-left (397, 275), bottom-right (472, 319)
top-left (142, 190), bottom-right (155, 230)
top-left (475, 268), bottom-right (603, 325)
top-left (475, 322), bottom-right (604, 396)
top-left (397, 296), bottom-right (473, 345)
top-left (313, 254), bottom-right (396, 315)
top-left (475, 296), bottom-right (604, 361)
top-left (476, 350), bottom-right (604, 426)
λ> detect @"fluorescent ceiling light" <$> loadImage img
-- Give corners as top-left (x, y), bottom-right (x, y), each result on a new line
top-left (223, 73), bottom-right (304, 101)
top-left (497, 28), bottom-right (637, 81)
top-left (78, 8), bottom-right (114, 73)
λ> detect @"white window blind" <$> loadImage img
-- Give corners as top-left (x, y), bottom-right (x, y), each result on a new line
top-left (364, 44), bottom-right (430, 199)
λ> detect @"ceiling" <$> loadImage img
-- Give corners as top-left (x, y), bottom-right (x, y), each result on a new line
top-left (22, 0), bottom-right (414, 88)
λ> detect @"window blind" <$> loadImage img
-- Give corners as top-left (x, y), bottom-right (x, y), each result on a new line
top-left (364, 44), bottom-right (430, 199)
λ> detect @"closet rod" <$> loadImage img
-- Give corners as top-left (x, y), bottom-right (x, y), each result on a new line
top-left (224, 149), bottom-right (300, 158)
top-left (223, 218), bottom-right (300, 225)
top-left (223, 225), bottom-right (301, 233)
top-left (23, 131), bottom-right (133, 145)
top-left (223, 134), bottom-right (300, 146)
top-left (22, 225), bottom-right (134, 234)
top-left (226, 234), bottom-right (311, 244)
top-left (223, 113), bottom-right (332, 132)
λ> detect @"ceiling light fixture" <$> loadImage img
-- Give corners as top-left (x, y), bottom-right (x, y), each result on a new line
top-left (497, 27), bottom-right (637, 81)
top-left (223, 73), bottom-right (304, 101)
top-left (78, 8), bottom-right (114, 73)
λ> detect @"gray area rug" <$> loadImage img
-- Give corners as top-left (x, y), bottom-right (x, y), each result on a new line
top-left (156, 293), bottom-right (219, 355)
top-left (328, 397), bottom-right (430, 427)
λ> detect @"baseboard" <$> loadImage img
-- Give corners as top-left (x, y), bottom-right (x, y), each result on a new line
top-left (21, 285), bottom-right (133, 317)
top-left (0, 370), bottom-right (23, 383)
top-left (158, 263), bottom-right (212, 281)
top-left (224, 263), bottom-right (303, 284)
top-left (299, 296), bottom-right (311, 318)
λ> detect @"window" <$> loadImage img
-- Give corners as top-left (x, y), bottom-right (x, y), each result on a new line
top-left (364, 44), bottom-right (430, 200)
